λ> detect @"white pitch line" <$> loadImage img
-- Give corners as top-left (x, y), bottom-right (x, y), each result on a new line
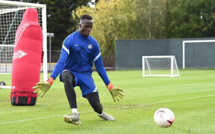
top-left (0, 94), bottom-right (214, 125)
top-left (149, 94), bottom-right (215, 105)
top-left (0, 111), bottom-right (94, 125)
top-left (0, 115), bottom-right (62, 125)
top-left (115, 94), bottom-right (215, 110)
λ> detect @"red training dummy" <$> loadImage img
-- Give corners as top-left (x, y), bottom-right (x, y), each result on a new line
top-left (11, 8), bottom-right (43, 106)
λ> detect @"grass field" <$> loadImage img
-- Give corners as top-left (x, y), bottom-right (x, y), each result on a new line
top-left (0, 69), bottom-right (215, 134)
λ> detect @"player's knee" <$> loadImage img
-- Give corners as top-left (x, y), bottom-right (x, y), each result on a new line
top-left (61, 71), bottom-right (75, 84)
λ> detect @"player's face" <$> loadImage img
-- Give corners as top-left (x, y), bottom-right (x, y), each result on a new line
top-left (79, 19), bottom-right (93, 37)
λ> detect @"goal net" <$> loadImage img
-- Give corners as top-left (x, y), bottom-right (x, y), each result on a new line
top-left (142, 56), bottom-right (180, 77)
top-left (0, 1), bottom-right (47, 89)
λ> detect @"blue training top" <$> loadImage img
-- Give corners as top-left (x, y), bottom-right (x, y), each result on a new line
top-left (50, 31), bottom-right (110, 85)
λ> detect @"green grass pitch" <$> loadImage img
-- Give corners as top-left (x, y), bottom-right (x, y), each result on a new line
top-left (0, 69), bottom-right (215, 134)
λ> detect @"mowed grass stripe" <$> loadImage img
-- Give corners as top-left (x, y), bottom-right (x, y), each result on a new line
top-left (0, 93), bottom-right (214, 125)
top-left (0, 69), bottom-right (214, 134)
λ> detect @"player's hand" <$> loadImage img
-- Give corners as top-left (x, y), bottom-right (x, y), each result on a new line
top-left (33, 77), bottom-right (54, 97)
top-left (107, 82), bottom-right (124, 102)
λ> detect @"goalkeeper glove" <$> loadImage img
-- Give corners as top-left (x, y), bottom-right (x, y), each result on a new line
top-left (107, 82), bottom-right (124, 102)
top-left (33, 77), bottom-right (54, 97)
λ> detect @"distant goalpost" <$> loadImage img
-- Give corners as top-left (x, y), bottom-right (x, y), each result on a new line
top-left (142, 55), bottom-right (180, 77)
top-left (182, 40), bottom-right (215, 69)
top-left (0, 1), bottom-right (47, 89)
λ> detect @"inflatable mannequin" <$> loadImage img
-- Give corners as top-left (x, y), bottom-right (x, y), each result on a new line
top-left (11, 8), bottom-right (43, 106)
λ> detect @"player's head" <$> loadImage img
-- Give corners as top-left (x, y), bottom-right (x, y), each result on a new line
top-left (79, 15), bottom-right (93, 37)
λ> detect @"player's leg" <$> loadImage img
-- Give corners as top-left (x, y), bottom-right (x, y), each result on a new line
top-left (85, 92), bottom-right (103, 114)
top-left (61, 71), bottom-right (81, 125)
top-left (61, 71), bottom-right (77, 109)
top-left (85, 92), bottom-right (115, 121)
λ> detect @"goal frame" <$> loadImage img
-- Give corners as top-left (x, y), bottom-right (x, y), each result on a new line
top-left (182, 40), bottom-right (215, 69)
top-left (142, 55), bottom-right (180, 77)
top-left (0, 1), bottom-right (47, 89)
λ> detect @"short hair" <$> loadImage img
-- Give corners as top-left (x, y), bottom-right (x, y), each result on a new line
top-left (80, 15), bottom-right (92, 21)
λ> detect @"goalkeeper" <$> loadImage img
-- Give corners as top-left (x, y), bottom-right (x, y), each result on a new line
top-left (33, 15), bottom-right (124, 125)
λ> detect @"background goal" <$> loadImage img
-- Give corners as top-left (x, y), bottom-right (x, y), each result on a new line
top-left (0, 1), bottom-right (47, 89)
top-left (182, 40), bottom-right (215, 69)
top-left (142, 55), bottom-right (180, 77)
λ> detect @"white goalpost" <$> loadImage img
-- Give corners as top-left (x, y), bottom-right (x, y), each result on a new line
top-left (0, 1), bottom-right (47, 89)
top-left (142, 55), bottom-right (180, 77)
top-left (182, 40), bottom-right (215, 69)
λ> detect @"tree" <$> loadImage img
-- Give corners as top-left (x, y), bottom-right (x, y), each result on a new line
top-left (168, 0), bottom-right (215, 38)
top-left (33, 0), bottom-right (91, 49)
top-left (73, 0), bottom-right (138, 66)
top-left (133, 0), bottom-right (167, 39)
top-left (164, 0), bottom-right (182, 38)
top-left (14, 0), bottom-right (91, 50)
top-left (73, 0), bottom-right (167, 66)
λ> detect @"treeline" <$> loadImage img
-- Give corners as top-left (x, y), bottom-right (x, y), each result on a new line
top-left (14, 0), bottom-right (215, 65)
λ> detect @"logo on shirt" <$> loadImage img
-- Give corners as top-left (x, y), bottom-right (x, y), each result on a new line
top-left (88, 44), bottom-right (92, 49)
top-left (13, 50), bottom-right (27, 60)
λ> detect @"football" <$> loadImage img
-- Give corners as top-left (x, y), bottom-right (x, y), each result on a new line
top-left (154, 108), bottom-right (175, 128)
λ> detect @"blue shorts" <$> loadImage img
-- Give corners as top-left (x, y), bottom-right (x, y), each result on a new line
top-left (60, 70), bottom-right (98, 97)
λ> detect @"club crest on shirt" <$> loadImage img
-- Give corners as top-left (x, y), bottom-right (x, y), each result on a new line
top-left (88, 44), bottom-right (92, 49)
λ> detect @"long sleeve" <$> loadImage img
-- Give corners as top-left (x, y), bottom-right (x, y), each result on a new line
top-left (50, 48), bottom-right (68, 79)
top-left (94, 55), bottom-right (110, 85)
top-left (50, 36), bottom-right (71, 79)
